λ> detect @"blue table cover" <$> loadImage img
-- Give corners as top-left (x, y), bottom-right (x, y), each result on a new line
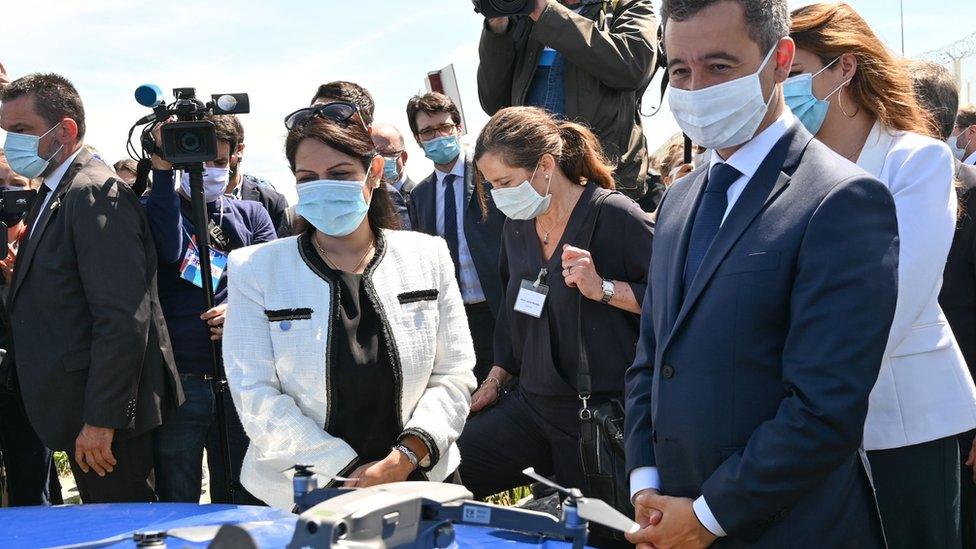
top-left (0, 503), bottom-right (589, 548)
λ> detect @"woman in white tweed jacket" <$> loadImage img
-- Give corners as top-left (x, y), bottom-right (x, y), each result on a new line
top-left (222, 106), bottom-right (476, 510)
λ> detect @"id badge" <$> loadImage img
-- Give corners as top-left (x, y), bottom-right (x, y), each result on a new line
top-left (514, 279), bottom-right (549, 318)
top-left (179, 236), bottom-right (228, 292)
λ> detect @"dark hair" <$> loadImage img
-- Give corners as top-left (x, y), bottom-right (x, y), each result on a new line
top-left (113, 159), bottom-right (138, 174)
top-left (0, 73), bottom-right (86, 140)
top-left (791, 3), bottom-right (936, 137)
top-left (474, 106), bottom-right (616, 189)
top-left (406, 93), bottom-right (462, 138)
top-left (285, 116), bottom-right (399, 233)
top-left (311, 81), bottom-right (375, 125)
top-left (909, 61), bottom-right (959, 141)
top-left (662, 0), bottom-right (789, 53)
top-left (959, 104), bottom-right (976, 131)
top-left (208, 113), bottom-right (245, 151)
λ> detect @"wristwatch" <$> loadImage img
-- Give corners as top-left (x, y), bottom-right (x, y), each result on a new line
top-left (600, 279), bottom-right (615, 304)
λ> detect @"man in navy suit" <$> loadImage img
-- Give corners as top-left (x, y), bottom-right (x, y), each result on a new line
top-left (407, 93), bottom-right (505, 385)
top-left (623, 1), bottom-right (899, 547)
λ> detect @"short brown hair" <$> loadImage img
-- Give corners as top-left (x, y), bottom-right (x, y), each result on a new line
top-left (910, 61), bottom-right (959, 141)
top-left (208, 114), bottom-right (244, 150)
top-left (311, 81), bottom-right (375, 125)
top-left (958, 105), bottom-right (976, 131)
top-left (113, 159), bottom-right (138, 174)
top-left (0, 73), bottom-right (86, 140)
top-left (285, 116), bottom-right (399, 232)
top-left (406, 93), bottom-right (461, 138)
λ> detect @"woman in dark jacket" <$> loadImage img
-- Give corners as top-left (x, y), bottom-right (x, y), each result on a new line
top-left (457, 107), bottom-right (653, 544)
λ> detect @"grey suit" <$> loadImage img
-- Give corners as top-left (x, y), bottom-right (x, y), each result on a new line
top-left (8, 148), bottom-right (183, 502)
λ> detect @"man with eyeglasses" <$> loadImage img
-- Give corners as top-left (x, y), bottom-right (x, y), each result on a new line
top-left (372, 123), bottom-right (417, 230)
top-left (304, 81), bottom-right (413, 230)
top-left (406, 92), bottom-right (505, 386)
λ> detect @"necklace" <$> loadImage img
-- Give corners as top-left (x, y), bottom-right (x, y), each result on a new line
top-left (313, 235), bottom-right (375, 273)
top-left (538, 205), bottom-right (574, 246)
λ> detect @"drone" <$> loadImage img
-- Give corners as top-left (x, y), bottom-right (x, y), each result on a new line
top-left (285, 465), bottom-right (639, 549)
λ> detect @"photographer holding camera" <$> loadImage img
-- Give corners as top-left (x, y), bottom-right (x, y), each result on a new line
top-left (144, 113), bottom-right (276, 504)
top-left (0, 73), bottom-right (183, 503)
top-left (477, 0), bottom-right (659, 202)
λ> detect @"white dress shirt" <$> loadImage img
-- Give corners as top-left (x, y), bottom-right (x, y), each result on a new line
top-left (31, 147), bottom-right (83, 238)
top-left (434, 159), bottom-right (486, 305)
top-left (964, 150), bottom-right (976, 166)
top-left (629, 109), bottom-right (795, 539)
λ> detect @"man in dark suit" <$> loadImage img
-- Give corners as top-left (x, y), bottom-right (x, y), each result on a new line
top-left (407, 93), bottom-right (505, 384)
top-left (372, 123), bottom-right (417, 230)
top-left (0, 73), bottom-right (183, 503)
top-left (913, 59), bottom-right (976, 549)
top-left (218, 114), bottom-right (292, 237)
top-left (623, 1), bottom-right (899, 546)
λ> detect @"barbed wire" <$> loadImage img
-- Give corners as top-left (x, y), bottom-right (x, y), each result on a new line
top-left (916, 31), bottom-right (976, 63)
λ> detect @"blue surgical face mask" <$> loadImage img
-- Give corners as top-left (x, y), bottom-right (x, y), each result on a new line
top-left (181, 167), bottom-right (230, 202)
top-left (422, 135), bottom-right (462, 165)
top-left (383, 156), bottom-right (401, 182)
top-left (2, 123), bottom-right (65, 179)
top-left (295, 168), bottom-right (374, 237)
top-left (784, 57), bottom-right (848, 135)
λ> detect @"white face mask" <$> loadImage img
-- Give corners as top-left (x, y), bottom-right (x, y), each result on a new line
top-left (181, 167), bottom-right (231, 202)
top-left (948, 127), bottom-right (972, 161)
top-left (490, 162), bottom-right (552, 221)
top-left (668, 45), bottom-right (779, 150)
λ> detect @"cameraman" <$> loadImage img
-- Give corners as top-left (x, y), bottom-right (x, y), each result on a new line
top-left (477, 0), bottom-right (659, 202)
top-left (144, 114), bottom-right (276, 504)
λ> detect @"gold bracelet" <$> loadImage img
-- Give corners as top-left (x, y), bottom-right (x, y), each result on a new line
top-left (482, 377), bottom-right (503, 392)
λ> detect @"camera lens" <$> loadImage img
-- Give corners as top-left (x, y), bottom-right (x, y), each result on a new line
top-left (487, 0), bottom-right (529, 15)
top-left (179, 132), bottom-right (202, 153)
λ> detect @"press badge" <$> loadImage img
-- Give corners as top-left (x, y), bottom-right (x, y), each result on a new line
top-left (179, 236), bottom-right (228, 292)
top-left (514, 268), bottom-right (549, 318)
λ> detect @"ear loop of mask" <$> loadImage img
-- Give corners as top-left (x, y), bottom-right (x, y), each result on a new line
top-left (40, 123), bottom-right (65, 164)
top-left (813, 57), bottom-right (850, 102)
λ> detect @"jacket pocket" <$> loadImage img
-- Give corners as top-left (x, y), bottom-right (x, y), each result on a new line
top-left (890, 322), bottom-right (954, 358)
top-left (61, 348), bottom-right (91, 372)
top-left (265, 308), bottom-right (313, 322)
top-left (398, 289), bottom-right (439, 304)
top-left (716, 251), bottom-right (781, 277)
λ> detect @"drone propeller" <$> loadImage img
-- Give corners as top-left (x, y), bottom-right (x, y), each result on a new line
top-left (281, 463), bottom-right (359, 485)
top-left (56, 521), bottom-right (274, 549)
top-left (522, 468), bottom-right (639, 535)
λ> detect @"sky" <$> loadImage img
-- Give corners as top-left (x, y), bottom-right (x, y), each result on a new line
top-left (1, 0), bottom-right (973, 203)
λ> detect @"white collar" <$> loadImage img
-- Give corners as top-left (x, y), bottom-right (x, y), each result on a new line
top-left (435, 156), bottom-right (466, 182)
top-left (709, 110), bottom-right (795, 179)
top-left (856, 120), bottom-right (896, 178)
top-left (42, 147), bottom-right (84, 192)
top-left (965, 150), bottom-right (976, 166)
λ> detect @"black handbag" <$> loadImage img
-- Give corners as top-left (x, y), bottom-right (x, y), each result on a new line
top-left (575, 191), bottom-right (635, 526)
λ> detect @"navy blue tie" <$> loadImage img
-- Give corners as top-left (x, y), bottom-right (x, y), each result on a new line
top-left (683, 162), bottom-right (741, 293)
top-left (442, 174), bottom-right (461, 283)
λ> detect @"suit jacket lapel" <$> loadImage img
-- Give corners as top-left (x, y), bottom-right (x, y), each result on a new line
top-left (415, 173), bottom-right (438, 236)
top-left (664, 168), bottom-right (708, 331)
top-left (664, 124), bottom-right (812, 350)
top-left (9, 149), bottom-right (92, 304)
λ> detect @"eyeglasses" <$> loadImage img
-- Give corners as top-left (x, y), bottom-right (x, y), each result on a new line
top-left (284, 101), bottom-right (368, 133)
top-left (378, 149), bottom-right (404, 157)
top-left (418, 122), bottom-right (458, 141)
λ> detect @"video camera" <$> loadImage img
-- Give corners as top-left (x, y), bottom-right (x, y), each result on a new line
top-left (129, 85), bottom-right (250, 167)
top-left (0, 188), bottom-right (37, 259)
top-left (471, 0), bottom-right (533, 18)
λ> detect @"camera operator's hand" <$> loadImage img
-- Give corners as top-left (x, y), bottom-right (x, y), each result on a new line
top-left (75, 424), bottom-right (117, 477)
top-left (487, 17), bottom-right (511, 33)
top-left (201, 303), bottom-right (227, 341)
top-left (150, 117), bottom-right (176, 171)
top-left (0, 244), bottom-right (17, 284)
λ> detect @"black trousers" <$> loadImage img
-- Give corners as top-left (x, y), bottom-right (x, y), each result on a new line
top-left (465, 302), bottom-right (495, 385)
top-left (959, 430), bottom-right (975, 549)
top-left (867, 435), bottom-right (962, 549)
top-left (68, 429), bottom-right (157, 503)
top-left (0, 388), bottom-right (60, 506)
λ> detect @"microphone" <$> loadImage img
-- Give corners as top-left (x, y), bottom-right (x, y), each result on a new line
top-left (134, 84), bottom-right (164, 108)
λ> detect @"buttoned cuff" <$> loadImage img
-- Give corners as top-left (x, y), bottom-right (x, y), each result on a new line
top-left (629, 466), bottom-right (661, 500)
top-left (693, 496), bottom-right (727, 537)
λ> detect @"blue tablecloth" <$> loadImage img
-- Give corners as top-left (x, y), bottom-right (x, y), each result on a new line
top-left (0, 503), bottom-right (587, 548)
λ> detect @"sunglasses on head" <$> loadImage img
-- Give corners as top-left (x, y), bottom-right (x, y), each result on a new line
top-left (283, 101), bottom-right (368, 133)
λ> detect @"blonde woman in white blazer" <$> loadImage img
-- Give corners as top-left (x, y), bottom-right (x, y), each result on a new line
top-left (222, 106), bottom-right (476, 510)
top-left (790, 5), bottom-right (976, 546)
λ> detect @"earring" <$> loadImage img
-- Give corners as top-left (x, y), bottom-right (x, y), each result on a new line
top-left (838, 86), bottom-right (859, 118)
